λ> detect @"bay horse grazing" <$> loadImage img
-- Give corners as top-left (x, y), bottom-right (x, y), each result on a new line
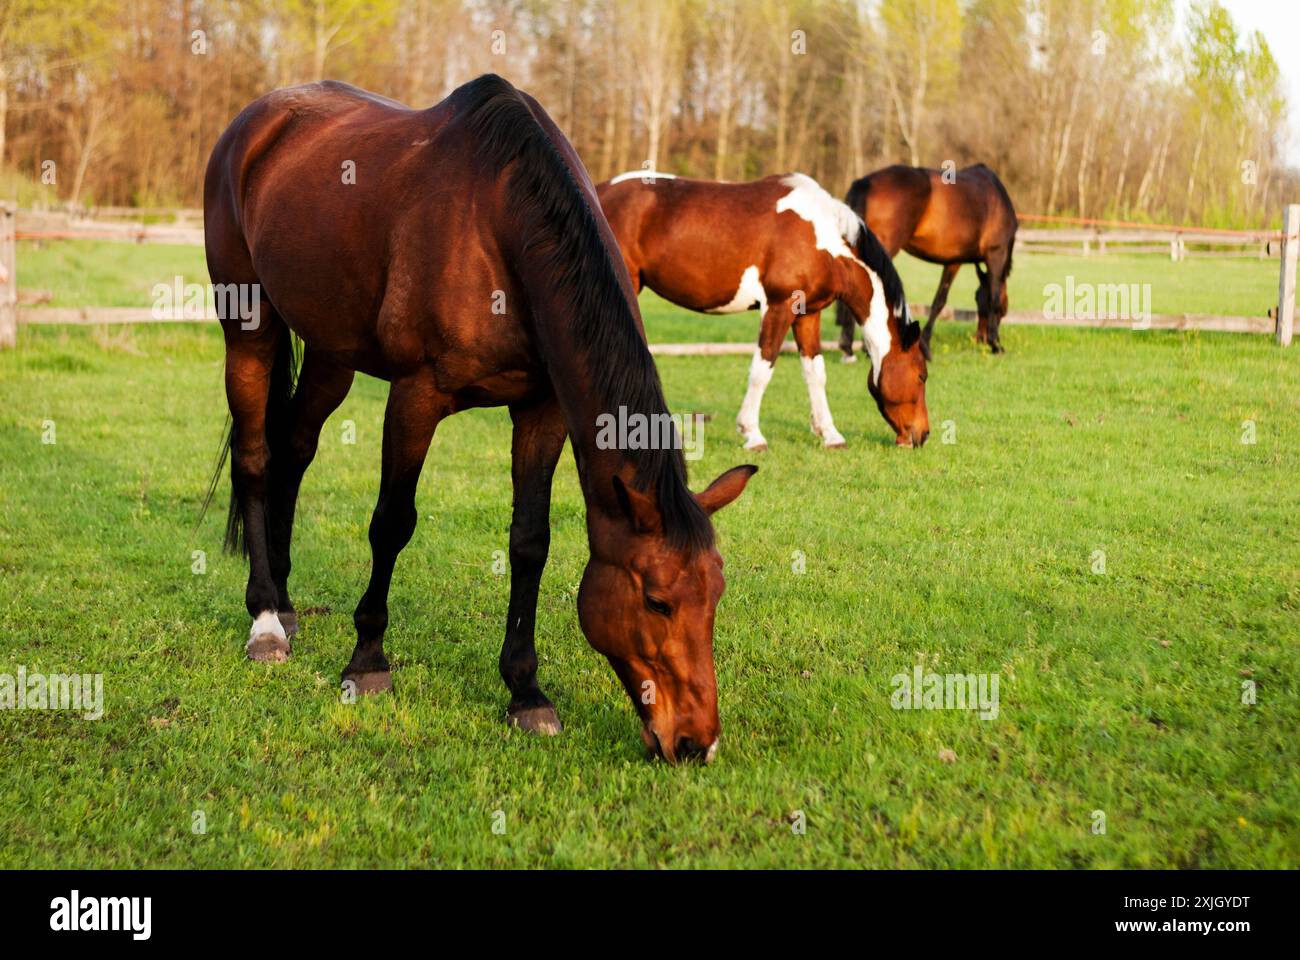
top-left (836, 163), bottom-right (1017, 356)
top-left (203, 75), bottom-right (757, 763)
top-left (597, 172), bottom-right (929, 449)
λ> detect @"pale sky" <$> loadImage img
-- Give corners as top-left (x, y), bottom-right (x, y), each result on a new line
top-left (1191, 0), bottom-right (1300, 168)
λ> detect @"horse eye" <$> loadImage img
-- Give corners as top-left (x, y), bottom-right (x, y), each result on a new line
top-left (645, 596), bottom-right (672, 616)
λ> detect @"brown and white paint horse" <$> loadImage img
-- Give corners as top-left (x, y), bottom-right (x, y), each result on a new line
top-left (837, 163), bottom-right (1018, 355)
top-left (598, 172), bottom-right (930, 449)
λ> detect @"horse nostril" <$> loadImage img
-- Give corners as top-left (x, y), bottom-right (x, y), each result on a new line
top-left (918, 429), bottom-right (929, 447)
top-left (675, 737), bottom-right (710, 761)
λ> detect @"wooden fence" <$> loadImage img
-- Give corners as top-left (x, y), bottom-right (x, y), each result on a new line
top-left (1, 202), bottom-right (1297, 348)
top-left (1018, 226), bottom-right (1278, 261)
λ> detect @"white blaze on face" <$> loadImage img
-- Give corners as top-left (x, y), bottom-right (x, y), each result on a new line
top-left (707, 265), bottom-right (767, 314)
top-left (775, 173), bottom-right (893, 385)
top-left (608, 170), bottom-right (678, 185)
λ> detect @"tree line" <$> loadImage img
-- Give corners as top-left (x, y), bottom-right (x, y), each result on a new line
top-left (1, 0), bottom-right (1294, 228)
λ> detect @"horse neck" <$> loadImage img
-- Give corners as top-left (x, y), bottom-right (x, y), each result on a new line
top-left (527, 294), bottom-right (652, 514)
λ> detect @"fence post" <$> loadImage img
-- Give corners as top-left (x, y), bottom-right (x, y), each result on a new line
top-left (1278, 204), bottom-right (1299, 347)
top-left (0, 202), bottom-right (16, 349)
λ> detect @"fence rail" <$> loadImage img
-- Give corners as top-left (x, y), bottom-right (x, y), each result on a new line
top-left (2, 202), bottom-right (1297, 347)
top-left (1018, 227), bottom-right (1279, 260)
top-left (15, 209), bottom-right (203, 245)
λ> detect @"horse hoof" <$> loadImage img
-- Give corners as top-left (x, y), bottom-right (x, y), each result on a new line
top-left (507, 703), bottom-right (563, 736)
top-left (278, 611), bottom-right (299, 637)
top-left (840, 354), bottom-right (857, 364)
top-left (824, 441), bottom-right (847, 450)
top-left (341, 670), bottom-right (392, 695)
top-left (247, 632), bottom-right (291, 662)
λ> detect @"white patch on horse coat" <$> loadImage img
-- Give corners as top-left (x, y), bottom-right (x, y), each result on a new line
top-left (799, 354), bottom-right (845, 446)
top-left (609, 170), bottom-right (678, 185)
top-left (775, 173), bottom-right (861, 258)
top-left (248, 610), bottom-right (286, 649)
top-left (775, 173), bottom-right (894, 385)
top-left (860, 264), bottom-right (892, 386)
top-left (707, 265), bottom-right (767, 314)
top-left (736, 349), bottom-right (775, 449)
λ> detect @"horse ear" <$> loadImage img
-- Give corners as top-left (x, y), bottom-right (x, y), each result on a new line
top-left (611, 475), bottom-right (662, 533)
top-left (695, 464), bottom-right (759, 515)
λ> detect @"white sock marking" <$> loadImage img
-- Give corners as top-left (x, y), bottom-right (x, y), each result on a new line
top-left (248, 610), bottom-right (286, 649)
top-left (736, 349), bottom-right (774, 449)
top-left (800, 354), bottom-right (845, 446)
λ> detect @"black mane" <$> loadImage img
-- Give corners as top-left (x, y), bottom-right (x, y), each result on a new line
top-left (852, 221), bottom-right (909, 323)
top-left (458, 74), bottom-right (713, 552)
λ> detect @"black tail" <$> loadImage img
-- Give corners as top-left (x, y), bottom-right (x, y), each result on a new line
top-left (197, 328), bottom-right (299, 556)
top-left (836, 177), bottom-right (874, 355)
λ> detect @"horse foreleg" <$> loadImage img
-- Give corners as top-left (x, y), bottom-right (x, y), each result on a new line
top-left (344, 369), bottom-right (447, 694)
top-left (974, 265), bottom-right (991, 345)
top-left (984, 246), bottom-right (1010, 354)
top-left (736, 300), bottom-right (791, 452)
top-left (500, 396), bottom-right (568, 735)
top-left (924, 263), bottom-right (961, 349)
top-left (266, 351), bottom-right (354, 637)
top-left (793, 310), bottom-right (846, 448)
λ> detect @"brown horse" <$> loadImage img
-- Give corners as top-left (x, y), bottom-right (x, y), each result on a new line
top-left (598, 171), bottom-right (929, 449)
top-left (836, 163), bottom-right (1017, 355)
top-left (203, 75), bottom-right (757, 764)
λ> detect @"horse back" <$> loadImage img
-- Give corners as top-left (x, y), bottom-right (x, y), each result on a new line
top-left (597, 176), bottom-right (797, 311)
top-left (848, 165), bottom-right (930, 255)
top-left (204, 81), bottom-right (537, 389)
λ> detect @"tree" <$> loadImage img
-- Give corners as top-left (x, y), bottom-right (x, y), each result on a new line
top-left (878, 0), bottom-right (961, 166)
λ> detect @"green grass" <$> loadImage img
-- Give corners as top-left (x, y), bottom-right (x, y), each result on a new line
top-left (16, 240), bottom-right (208, 309)
top-left (1, 317), bottom-right (1297, 868)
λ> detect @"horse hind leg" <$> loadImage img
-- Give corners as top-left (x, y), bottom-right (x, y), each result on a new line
top-left (974, 264), bottom-right (991, 345)
top-left (221, 298), bottom-right (294, 662)
top-left (265, 350), bottom-right (355, 637)
top-left (834, 300), bottom-right (859, 362)
top-left (984, 246), bottom-right (1010, 354)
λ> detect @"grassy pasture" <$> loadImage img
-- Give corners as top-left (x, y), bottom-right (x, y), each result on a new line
top-left (0, 240), bottom-right (1297, 867)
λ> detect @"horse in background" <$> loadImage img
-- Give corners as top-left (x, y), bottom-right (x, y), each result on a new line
top-left (836, 163), bottom-right (1018, 355)
top-left (203, 75), bottom-right (758, 764)
top-left (598, 171), bottom-right (929, 449)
